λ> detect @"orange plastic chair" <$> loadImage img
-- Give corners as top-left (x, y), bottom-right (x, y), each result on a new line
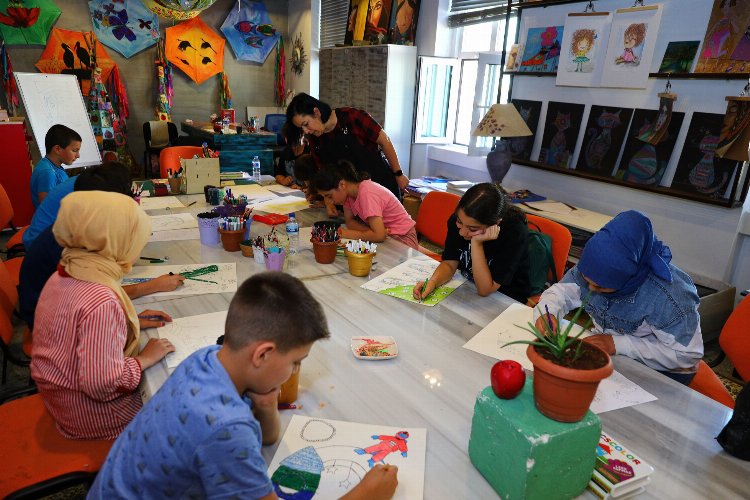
top-left (0, 306), bottom-right (30, 384)
top-left (0, 392), bottom-right (114, 498)
top-left (718, 294), bottom-right (750, 383)
top-left (526, 214), bottom-right (572, 304)
top-left (0, 183), bottom-right (27, 256)
top-left (159, 146), bottom-right (203, 179)
top-left (415, 191), bottom-right (461, 261)
top-left (689, 360), bottom-right (735, 409)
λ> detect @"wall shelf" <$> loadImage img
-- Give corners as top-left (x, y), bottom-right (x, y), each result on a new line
top-left (509, 71), bottom-right (750, 80)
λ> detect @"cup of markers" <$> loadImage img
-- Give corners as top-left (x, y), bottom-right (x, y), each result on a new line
top-left (217, 216), bottom-right (247, 252)
top-left (344, 240), bottom-right (377, 277)
top-left (310, 221), bottom-right (340, 264)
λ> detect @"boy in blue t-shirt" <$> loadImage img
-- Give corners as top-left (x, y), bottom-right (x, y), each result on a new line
top-left (89, 273), bottom-right (399, 500)
top-left (30, 124), bottom-right (82, 208)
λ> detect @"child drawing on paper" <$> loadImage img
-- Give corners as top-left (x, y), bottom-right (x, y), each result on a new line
top-left (571, 29), bottom-right (595, 72)
top-left (615, 23), bottom-right (646, 65)
top-left (355, 431), bottom-right (409, 468)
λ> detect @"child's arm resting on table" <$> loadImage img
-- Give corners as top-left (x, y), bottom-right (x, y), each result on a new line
top-left (341, 206), bottom-right (387, 241)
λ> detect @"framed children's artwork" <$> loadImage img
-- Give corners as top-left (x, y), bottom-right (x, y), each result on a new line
top-left (636, 94), bottom-right (676, 145)
top-left (658, 41), bottom-right (700, 73)
top-left (388, 0), bottom-right (420, 46)
top-left (537, 101), bottom-right (585, 168)
top-left (669, 112), bottom-right (741, 201)
top-left (695, 0), bottom-right (750, 73)
top-left (717, 97), bottom-right (750, 162)
top-left (344, 0), bottom-right (368, 45)
top-left (509, 99), bottom-right (542, 160)
top-left (518, 26), bottom-right (564, 73)
top-left (575, 106), bottom-right (634, 177)
top-left (556, 11), bottom-right (612, 87)
top-left (615, 108), bottom-right (685, 187)
top-left (364, 0), bottom-right (393, 45)
top-left (600, 5), bottom-right (662, 89)
top-left (504, 44), bottom-right (523, 71)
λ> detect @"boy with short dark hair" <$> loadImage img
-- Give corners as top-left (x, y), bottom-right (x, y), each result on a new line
top-left (89, 273), bottom-right (399, 500)
top-left (30, 124), bottom-right (82, 208)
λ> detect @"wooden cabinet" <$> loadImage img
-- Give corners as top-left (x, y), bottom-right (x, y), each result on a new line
top-left (0, 121), bottom-right (34, 226)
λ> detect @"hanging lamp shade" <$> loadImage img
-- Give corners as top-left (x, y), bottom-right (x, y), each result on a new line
top-left (165, 16), bottom-right (224, 84)
top-left (142, 0), bottom-right (218, 21)
top-left (0, 0), bottom-right (60, 45)
top-left (88, 0), bottom-right (159, 58)
top-left (220, 0), bottom-right (280, 63)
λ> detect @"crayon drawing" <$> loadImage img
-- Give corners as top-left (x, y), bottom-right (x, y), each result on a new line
top-left (509, 99), bottom-right (542, 160)
top-left (518, 26), bottom-right (563, 73)
top-left (658, 41), bottom-right (700, 73)
top-left (537, 101), bottom-right (585, 168)
top-left (556, 12), bottom-right (612, 87)
top-left (360, 255), bottom-right (466, 306)
top-left (576, 106), bottom-right (634, 177)
top-left (126, 263), bottom-right (237, 300)
top-left (268, 416), bottom-right (426, 499)
top-left (695, 0), bottom-right (750, 73)
top-left (157, 311), bottom-right (227, 369)
top-left (601, 6), bottom-right (662, 89)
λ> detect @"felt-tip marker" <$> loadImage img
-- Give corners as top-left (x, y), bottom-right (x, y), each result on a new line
top-left (277, 403), bottom-right (297, 410)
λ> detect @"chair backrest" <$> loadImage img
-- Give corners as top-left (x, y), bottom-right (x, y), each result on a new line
top-left (264, 114), bottom-right (286, 133)
top-left (719, 295), bottom-right (750, 383)
top-left (0, 183), bottom-right (15, 230)
top-left (526, 213), bottom-right (572, 282)
top-left (0, 260), bottom-right (18, 317)
top-left (415, 191), bottom-right (461, 248)
top-left (689, 360), bottom-right (736, 409)
top-left (159, 146), bottom-right (204, 179)
top-left (143, 121), bottom-right (178, 149)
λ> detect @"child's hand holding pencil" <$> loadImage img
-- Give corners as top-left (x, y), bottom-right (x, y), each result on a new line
top-left (413, 279), bottom-right (435, 302)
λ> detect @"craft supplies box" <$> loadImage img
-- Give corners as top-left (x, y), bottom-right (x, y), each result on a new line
top-left (180, 158), bottom-right (220, 194)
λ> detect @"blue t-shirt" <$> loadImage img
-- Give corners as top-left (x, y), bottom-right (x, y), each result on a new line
top-left (89, 346), bottom-right (273, 500)
top-left (18, 225), bottom-right (63, 329)
top-left (23, 176), bottom-right (77, 248)
top-left (30, 156), bottom-right (69, 209)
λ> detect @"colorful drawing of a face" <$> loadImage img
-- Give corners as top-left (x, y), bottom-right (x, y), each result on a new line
top-left (369, 0), bottom-right (383, 27)
top-left (348, 3), bottom-right (358, 32)
top-left (396, 0), bottom-right (414, 34)
top-left (578, 38), bottom-right (591, 53)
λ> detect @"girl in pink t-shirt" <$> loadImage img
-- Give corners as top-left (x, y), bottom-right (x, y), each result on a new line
top-left (313, 160), bottom-right (418, 248)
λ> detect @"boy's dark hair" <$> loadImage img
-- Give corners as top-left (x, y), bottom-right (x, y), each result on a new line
top-left (224, 272), bottom-right (329, 352)
top-left (74, 162), bottom-right (132, 197)
top-left (281, 122), bottom-right (302, 145)
top-left (457, 182), bottom-right (525, 225)
top-left (312, 160), bottom-right (368, 192)
top-left (45, 124), bottom-right (83, 154)
top-left (286, 93), bottom-right (333, 128)
top-left (292, 154), bottom-right (317, 184)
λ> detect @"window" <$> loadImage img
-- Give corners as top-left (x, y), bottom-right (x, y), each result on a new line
top-left (414, 57), bottom-right (461, 144)
top-left (320, 0), bottom-right (350, 49)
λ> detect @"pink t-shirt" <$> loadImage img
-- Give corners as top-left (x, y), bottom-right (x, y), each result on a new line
top-left (344, 180), bottom-right (415, 236)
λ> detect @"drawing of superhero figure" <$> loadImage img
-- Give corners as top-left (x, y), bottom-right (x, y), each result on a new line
top-left (354, 431), bottom-right (409, 468)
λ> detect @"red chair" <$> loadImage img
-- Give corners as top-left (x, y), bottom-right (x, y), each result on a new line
top-left (689, 361), bottom-right (735, 409)
top-left (159, 146), bottom-right (203, 179)
top-left (0, 183), bottom-right (27, 257)
top-left (526, 214), bottom-right (572, 304)
top-left (415, 191), bottom-right (461, 261)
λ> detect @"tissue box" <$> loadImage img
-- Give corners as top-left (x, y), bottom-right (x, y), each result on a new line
top-left (180, 158), bottom-right (220, 194)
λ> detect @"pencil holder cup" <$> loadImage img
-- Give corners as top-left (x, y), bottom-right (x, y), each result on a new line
top-left (264, 249), bottom-right (286, 271)
top-left (345, 250), bottom-right (376, 277)
top-left (168, 177), bottom-right (183, 195)
top-left (279, 369), bottom-right (300, 404)
top-left (218, 227), bottom-right (245, 252)
top-left (252, 246), bottom-right (265, 264)
top-left (208, 188), bottom-right (221, 205)
top-left (311, 239), bottom-right (338, 264)
top-left (240, 240), bottom-right (254, 257)
top-left (197, 213), bottom-right (220, 246)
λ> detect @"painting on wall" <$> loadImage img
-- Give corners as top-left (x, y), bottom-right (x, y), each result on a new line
top-left (556, 12), bottom-right (612, 87)
top-left (344, 0), bottom-right (367, 45)
top-left (388, 0), bottom-right (420, 46)
top-left (575, 106), bottom-right (633, 176)
top-left (537, 101), bottom-right (585, 168)
top-left (695, 0), bottom-right (750, 73)
top-left (600, 5), bottom-right (662, 89)
top-left (670, 112), bottom-right (740, 201)
top-left (509, 99), bottom-right (542, 160)
top-left (364, 0), bottom-right (393, 45)
top-left (615, 108), bottom-right (684, 187)
top-left (518, 26), bottom-right (564, 73)
top-left (658, 41), bottom-right (700, 73)
top-left (717, 97), bottom-right (750, 162)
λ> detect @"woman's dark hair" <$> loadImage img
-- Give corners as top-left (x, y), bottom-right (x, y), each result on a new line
top-left (286, 93), bottom-right (333, 128)
top-left (312, 160), bottom-right (367, 192)
top-left (457, 182), bottom-right (525, 225)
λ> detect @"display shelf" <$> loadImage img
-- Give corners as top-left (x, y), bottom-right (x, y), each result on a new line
top-left (509, 71), bottom-right (750, 80)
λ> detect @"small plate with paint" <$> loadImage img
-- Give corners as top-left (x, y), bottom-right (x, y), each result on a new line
top-left (350, 336), bottom-right (398, 360)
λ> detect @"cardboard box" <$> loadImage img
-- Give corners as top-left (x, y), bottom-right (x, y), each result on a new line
top-left (180, 158), bottom-right (220, 194)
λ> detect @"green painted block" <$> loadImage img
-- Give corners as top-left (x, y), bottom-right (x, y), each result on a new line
top-left (469, 378), bottom-right (601, 500)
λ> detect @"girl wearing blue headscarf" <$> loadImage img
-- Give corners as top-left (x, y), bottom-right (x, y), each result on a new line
top-left (533, 211), bottom-right (703, 384)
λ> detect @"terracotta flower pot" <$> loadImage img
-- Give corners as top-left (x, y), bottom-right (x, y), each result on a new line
top-left (311, 239), bottom-right (338, 264)
top-left (526, 343), bottom-right (613, 423)
top-left (218, 227), bottom-right (245, 252)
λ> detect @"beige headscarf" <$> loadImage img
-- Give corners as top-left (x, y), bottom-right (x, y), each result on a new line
top-left (53, 191), bottom-right (152, 357)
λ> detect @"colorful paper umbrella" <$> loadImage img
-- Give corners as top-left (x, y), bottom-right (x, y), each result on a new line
top-left (165, 17), bottom-right (224, 85)
top-left (142, 0), bottom-right (217, 21)
top-left (88, 0), bottom-right (159, 58)
top-left (220, 0), bottom-right (279, 63)
top-left (0, 0), bottom-right (61, 45)
top-left (35, 28), bottom-right (115, 95)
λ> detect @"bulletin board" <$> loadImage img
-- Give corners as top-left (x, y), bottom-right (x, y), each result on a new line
top-left (14, 73), bottom-right (101, 168)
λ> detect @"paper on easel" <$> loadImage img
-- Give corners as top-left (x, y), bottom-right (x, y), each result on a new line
top-left (157, 311), bottom-right (227, 369)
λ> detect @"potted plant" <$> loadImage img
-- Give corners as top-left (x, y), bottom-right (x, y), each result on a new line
top-left (504, 300), bottom-right (613, 422)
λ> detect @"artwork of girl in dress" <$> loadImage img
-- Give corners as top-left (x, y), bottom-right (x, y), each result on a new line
top-left (615, 23), bottom-right (647, 65)
top-left (519, 26), bottom-right (563, 73)
top-left (570, 29), bottom-right (596, 72)
top-left (388, 0), bottom-right (420, 45)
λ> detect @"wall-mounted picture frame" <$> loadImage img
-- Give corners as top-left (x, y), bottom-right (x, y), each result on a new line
top-left (537, 101), bottom-right (585, 168)
top-left (388, 0), bottom-right (420, 46)
top-left (509, 99), bottom-right (542, 160)
top-left (575, 105), bottom-right (634, 177)
top-left (518, 26), bottom-right (564, 73)
top-left (556, 11), bottom-right (612, 87)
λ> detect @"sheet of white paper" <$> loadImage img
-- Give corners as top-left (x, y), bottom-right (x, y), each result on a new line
top-left (150, 212), bottom-right (198, 232)
top-left (267, 184), bottom-right (300, 195)
top-left (140, 196), bottom-right (185, 210)
top-left (590, 370), bottom-right (657, 414)
top-left (227, 184), bottom-right (279, 204)
top-left (252, 196), bottom-right (311, 214)
top-left (124, 263), bottom-right (237, 298)
top-left (268, 416), bottom-right (426, 500)
top-left (361, 254), bottom-right (466, 307)
top-left (156, 311), bottom-right (227, 369)
top-left (148, 228), bottom-right (200, 242)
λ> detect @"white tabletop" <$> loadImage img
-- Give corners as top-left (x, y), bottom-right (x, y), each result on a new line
top-left (136, 195), bottom-right (747, 499)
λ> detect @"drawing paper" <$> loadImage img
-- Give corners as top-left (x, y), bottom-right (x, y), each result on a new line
top-left (556, 12), bottom-right (612, 87)
top-left (252, 196), bottom-right (312, 214)
top-left (140, 196), bottom-right (185, 210)
top-left (124, 263), bottom-right (237, 298)
top-left (148, 228), bottom-right (200, 242)
top-left (519, 26), bottom-right (564, 73)
top-left (600, 6), bottom-right (662, 89)
top-left (157, 311), bottom-right (227, 369)
top-left (228, 184), bottom-right (279, 204)
top-left (150, 212), bottom-right (199, 232)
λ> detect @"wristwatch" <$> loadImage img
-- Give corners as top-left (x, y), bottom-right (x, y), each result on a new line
top-left (393, 170), bottom-right (404, 177)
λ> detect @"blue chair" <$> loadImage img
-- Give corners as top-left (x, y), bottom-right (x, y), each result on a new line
top-left (264, 114), bottom-right (286, 144)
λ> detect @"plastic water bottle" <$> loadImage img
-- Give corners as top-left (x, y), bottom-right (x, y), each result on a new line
top-left (285, 213), bottom-right (299, 255)
top-left (252, 156), bottom-right (261, 184)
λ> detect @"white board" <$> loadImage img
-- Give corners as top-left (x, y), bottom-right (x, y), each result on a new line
top-left (14, 73), bottom-right (101, 168)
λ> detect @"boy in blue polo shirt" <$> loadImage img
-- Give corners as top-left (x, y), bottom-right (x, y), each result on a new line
top-left (30, 124), bottom-right (81, 208)
top-left (89, 273), bottom-right (399, 500)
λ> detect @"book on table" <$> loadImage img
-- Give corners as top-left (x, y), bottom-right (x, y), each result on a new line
top-left (589, 432), bottom-right (654, 498)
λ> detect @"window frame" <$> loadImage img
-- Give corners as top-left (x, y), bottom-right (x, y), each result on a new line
top-left (413, 56), bottom-right (462, 145)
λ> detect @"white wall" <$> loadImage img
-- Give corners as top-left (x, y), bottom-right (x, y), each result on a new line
top-left (288, 0), bottom-right (314, 97)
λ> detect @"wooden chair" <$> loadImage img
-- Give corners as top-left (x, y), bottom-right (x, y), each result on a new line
top-left (415, 191), bottom-right (461, 261)
top-left (159, 146), bottom-right (203, 179)
top-left (526, 213), bottom-right (572, 304)
top-left (143, 121), bottom-right (178, 178)
top-left (0, 390), bottom-right (114, 499)
top-left (0, 183), bottom-right (28, 258)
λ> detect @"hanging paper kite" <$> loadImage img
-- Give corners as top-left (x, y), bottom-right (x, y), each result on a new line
top-left (35, 28), bottom-right (116, 95)
top-left (165, 16), bottom-right (224, 85)
top-left (142, 0), bottom-right (217, 21)
top-left (0, 0), bottom-right (60, 45)
top-left (220, 0), bottom-right (280, 63)
top-left (88, 0), bottom-right (159, 58)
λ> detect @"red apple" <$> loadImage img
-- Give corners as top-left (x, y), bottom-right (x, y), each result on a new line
top-left (490, 360), bottom-right (526, 399)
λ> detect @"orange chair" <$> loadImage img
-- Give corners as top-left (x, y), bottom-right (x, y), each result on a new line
top-left (689, 361), bottom-right (735, 409)
top-left (0, 391), bottom-right (114, 498)
top-left (526, 214), bottom-right (572, 304)
top-left (0, 183), bottom-right (27, 257)
top-left (415, 191), bottom-right (461, 261)
top-left (0, 306), bottom-right (30, 384)
top-left (718, 294), bottom-right (750, 383)
top-left (159, 146), bottom-right (203, 179)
